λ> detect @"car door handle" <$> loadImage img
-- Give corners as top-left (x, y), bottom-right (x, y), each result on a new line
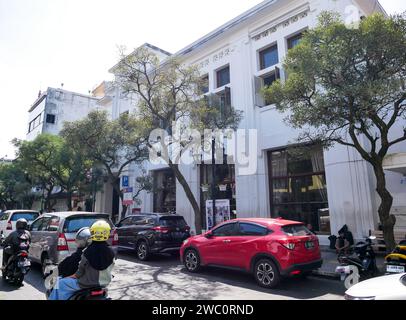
top-left (223, 240), bottom-right (231, 243)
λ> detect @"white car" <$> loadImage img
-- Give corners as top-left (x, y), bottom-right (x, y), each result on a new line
top-left (345, 273), bottom-right (406, 300)
top-left (0, 210), bottom-right (40, 237)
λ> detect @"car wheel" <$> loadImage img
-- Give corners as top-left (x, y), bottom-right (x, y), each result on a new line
top-left (136, 241), bottom-right (150, 261)
top-left (254, 259), bottom-right (281, 289)
top-left (184, 248), bottom-right (201, 273)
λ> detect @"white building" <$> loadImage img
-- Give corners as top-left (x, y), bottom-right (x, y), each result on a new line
top-left (27, 87), bottom-right (100, 211)
top-left (101, 0), bottom-right (406, 244)
top-left (27, 87), bottom-right (100, 141)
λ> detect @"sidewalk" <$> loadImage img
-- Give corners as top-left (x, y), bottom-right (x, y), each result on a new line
top-left (312, 246), bottom-right (386, 279)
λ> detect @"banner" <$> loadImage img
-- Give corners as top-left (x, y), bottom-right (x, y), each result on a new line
top-left (206, 199), bottom-right (231, 229)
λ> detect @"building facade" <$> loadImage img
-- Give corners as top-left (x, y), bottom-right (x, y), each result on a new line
top-left (100, 0), bottom-right (406, 244)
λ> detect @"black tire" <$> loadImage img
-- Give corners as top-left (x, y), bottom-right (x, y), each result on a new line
top-left (253, 258), bottom-right (281, 289)
top-left (183, 248), bottom-right (201, 273)
top-left (15, 275), bottom-right (24, 287)
top-left (136, 240), bottom-right (150, 261)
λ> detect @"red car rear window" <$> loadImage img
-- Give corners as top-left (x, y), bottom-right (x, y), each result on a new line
top-left (282, 224), bottom-right (312, 236)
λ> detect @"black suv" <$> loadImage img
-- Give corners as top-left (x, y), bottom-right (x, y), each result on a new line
top-left (115, 213), bottom-right (191, 260)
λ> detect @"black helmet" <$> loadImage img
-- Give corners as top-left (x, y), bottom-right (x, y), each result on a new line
top-left (16, 218), bottom-right (28, 230)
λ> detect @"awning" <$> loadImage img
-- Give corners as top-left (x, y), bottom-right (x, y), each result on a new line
top-left (383, 153), bottom-right (406, 175)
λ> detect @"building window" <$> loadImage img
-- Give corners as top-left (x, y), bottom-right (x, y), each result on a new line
top-left (46, 114), bottom-right (56, 124)
top-left (287, 33), bottom-right (303, 50)
top-left (200, 75), bottom-right (209, 94)
top-left (254, 67), bottom-right (281, 107)
top-left (267, 145), bottom-right (330, 234)
top-left (153, 169), bottom-right (176, 213)
top-left (259, 45), bottom-right (279, 70)
top-left (216, 66), bottom-right (230, 88)
top-left (28, 113), bottom-right (42, 133)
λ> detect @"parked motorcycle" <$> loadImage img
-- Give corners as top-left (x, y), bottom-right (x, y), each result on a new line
top-left (384, 240), bottom-right (406, 274)
top-left (335, 236), bottom-right (380, 284)
top-left (0, 232), bottom-right (4, 246)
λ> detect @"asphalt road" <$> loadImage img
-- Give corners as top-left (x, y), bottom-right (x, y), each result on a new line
top-left (0, 249), bottom-right (345, 300)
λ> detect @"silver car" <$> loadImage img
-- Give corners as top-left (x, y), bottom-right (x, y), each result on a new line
top-left (28, 212), bottom-right (118, 274)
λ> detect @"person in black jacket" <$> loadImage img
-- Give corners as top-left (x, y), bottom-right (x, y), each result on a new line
top-left (58, 227), bottom-right (91, 278)
top-left (1, 219), bottom-right (31, 270)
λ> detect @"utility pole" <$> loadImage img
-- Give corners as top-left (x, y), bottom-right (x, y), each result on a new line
top-left (211, 137), bottom-right (216, 229)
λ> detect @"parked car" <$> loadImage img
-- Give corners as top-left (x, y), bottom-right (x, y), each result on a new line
top-left (28, 212), bottom-right (118, 275)
top-left (115, 213), bottom-right (190, 261)
top-left (345, 273), bottom-right (406, 300)
top-left (0, 210), bottom-right (40, 237)
top-left (180, 218), bottom-right (322, 289)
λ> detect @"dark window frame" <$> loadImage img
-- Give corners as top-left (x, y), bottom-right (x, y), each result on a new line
top-left (287, 33), bottom-right (303, 50)
top-left (46, 114), bottom-right (56, 124)
top-left (259, 44), bottom-right (279, 70)
top-left (216, 65), bottom-right (230, 88)
top-left (238, 222), bottom-right (269, 236)
top-left (212, 222), bottom-right (239, 237)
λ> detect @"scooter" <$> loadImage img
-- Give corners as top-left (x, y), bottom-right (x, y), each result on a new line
top-left (335, 236), bottom-right (380, 285)
top-left (385, 240), bottom-right (406, 274)
top-left (44, 263), bottom-right (110, 300)
top-left (1, 250), bottom-right (31, 286)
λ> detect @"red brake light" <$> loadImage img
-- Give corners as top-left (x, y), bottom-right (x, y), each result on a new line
top-left (112, 229), bottom-right (118, 246)
top-left (152, 226), bottom-right (170, 234)
top-left (90, 290), bottom-right (105, 296)
top-left (278, 239), bottom-right (297, 250)
top-left (57, 233), bottom-right (69, 251)
top-left (6, 221), bottom-right (12, 230)
top-left (20, 252), bottom-right (28, 257)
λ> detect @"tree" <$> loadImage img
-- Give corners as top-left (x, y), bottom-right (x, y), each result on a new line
top-left (14, 134), bottom-right (93, 211)
top-left (0, 161), bottom-right (36, 210)
top-left (114, 47), bottom-right (242, 233)
top-left (61, 111), bottom-right (152, 221)
top-left (263, 12), bottom-right (406, 251)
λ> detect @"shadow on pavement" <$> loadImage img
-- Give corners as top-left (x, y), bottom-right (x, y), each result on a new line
top-left (115, 250), bottom-right (345, 300)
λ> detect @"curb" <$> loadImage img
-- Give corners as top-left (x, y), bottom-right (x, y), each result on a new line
top-left (312, 269), bottom-right (340, 280)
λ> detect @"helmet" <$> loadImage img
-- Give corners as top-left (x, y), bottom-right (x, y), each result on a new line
top-left (90, 220), bottom-right (111, 242)
top-left (16, 218), bottom-right (28, 230)
top-left (75, 227), bottom-right (92, 249)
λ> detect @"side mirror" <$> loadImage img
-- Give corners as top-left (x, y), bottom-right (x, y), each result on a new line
top-left (205, 231), bottom-right (213, 239)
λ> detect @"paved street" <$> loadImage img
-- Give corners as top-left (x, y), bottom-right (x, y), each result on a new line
top-left (0, 249), bottom-right (345, 300)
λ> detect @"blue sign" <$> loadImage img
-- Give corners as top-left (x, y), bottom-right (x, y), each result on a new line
top-left (123, 187), bottom-right (133, 193)
top-left (122, 176), bottom-right (129, 188)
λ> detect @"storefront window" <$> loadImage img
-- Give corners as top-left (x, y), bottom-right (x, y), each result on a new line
top-left (153, 169), bottom-right (176, 213)
top-left (268, 146), bottom-right (330, 234)
top-left (200, 163), bottom-right (236, 230)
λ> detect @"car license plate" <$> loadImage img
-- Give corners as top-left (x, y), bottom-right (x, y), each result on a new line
top-left (305, 241), bottom-right (315, 249)
top-left (386, 265), bottom-right (405, 273)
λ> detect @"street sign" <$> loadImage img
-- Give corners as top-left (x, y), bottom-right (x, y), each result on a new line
top-left (123, 192), bottom-right (134, 206)
top-left (122, 176), bottom-right (129, 188)
top-left (123, 187), bottom-right (133, 193)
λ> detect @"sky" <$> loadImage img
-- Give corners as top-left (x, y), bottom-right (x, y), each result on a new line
top-left (1, 0), bottom-right (406, 160)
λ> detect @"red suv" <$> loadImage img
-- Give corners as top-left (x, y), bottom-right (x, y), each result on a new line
top-left (180, 218), bottom-right (322, 288)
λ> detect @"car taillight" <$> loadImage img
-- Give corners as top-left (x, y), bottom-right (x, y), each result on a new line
top-left (112, 230), bottom-right (119, 246)
top-left (91, 290), bottom-right (105, 296)
top-left (20, 252), bottom-right (28, 257)
top-left (278, 240), bottom-right (296, 250)
top-left (152, 226), bottom-right (170, 234)
top-left (57, 233), bottom-right (69, 251)
top-left (6, 221), bottom-right (12, 230)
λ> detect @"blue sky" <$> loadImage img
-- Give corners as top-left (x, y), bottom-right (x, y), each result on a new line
top-left (1, 0), bottom-right (405, 159)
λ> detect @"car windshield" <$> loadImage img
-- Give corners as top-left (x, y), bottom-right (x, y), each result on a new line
top-left (282, 224), bottom-right (312, 236)
top-left (63, 216), bottom-right (113, 233)
top-left (159, 216), bottom-right (187, 227)
top-left (10, 212), bottom-right (39, 221)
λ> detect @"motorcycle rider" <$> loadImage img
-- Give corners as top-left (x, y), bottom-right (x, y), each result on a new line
top-left (57, 227), bottom-right (92, 278)
top-left (48, 220), bottom-right (115, 300)
top-left (336, 225), bottom-right (354, 255)
top-left (1, 219), bottom-right (31, 272)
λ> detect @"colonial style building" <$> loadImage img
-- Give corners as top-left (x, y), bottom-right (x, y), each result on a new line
top-left (99, 0), bottom-right (406, 244)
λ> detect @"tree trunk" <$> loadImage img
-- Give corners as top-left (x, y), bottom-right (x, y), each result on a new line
top-left (66, 191), bottom-right (73, 211)
top-left (119, 192), bottom-right (128, 221)
top-left (169, 162), bottom-right (202, 234)
top-left (373, 163), bottom-right (396, 252)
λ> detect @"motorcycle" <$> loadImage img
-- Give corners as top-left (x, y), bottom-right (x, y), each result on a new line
top-left (44, 264), bottom-right (110, 300)
top-left (1, 249), bottom-right (31, 286)
top-left (0, 232), bottom-right (4, 246)
top-left (335, 236), bottom-right (380, 285)
top-left (384, 240), bottom-right (406, 274)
